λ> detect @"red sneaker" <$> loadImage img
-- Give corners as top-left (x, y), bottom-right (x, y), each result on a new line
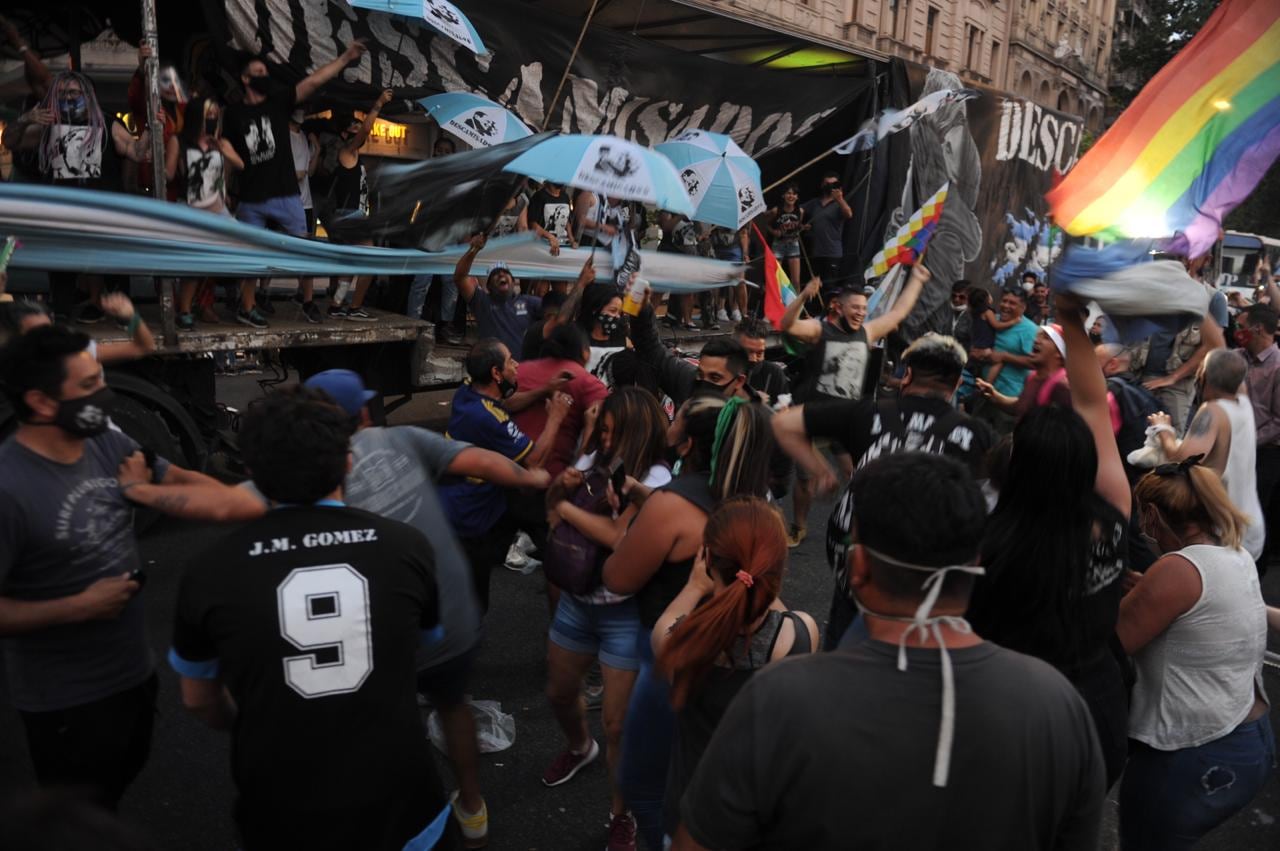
top-left (541, 739), bottom-right (600, 787)
top-left (606, 811), bottom-right (637, 851)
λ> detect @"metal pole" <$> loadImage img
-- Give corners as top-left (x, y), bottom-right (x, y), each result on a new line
top-left (542, 0), bottom-right (602, 132)
top-left (140, 0), bottom-right (176, 344)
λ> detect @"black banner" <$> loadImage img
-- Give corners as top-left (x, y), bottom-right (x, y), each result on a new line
top-left (200, 0), bottom-right (869, 157)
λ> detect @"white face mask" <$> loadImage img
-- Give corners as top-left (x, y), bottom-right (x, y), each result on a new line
top-left (851, 545), bottom-right (985, 788)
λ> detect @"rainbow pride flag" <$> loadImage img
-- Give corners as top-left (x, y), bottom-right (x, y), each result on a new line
top-left (864, 183), bottom-right (948, 280)
top-left (1047, 0), bottom-right (1280, 258)
top-left (752, 223), bottom-right (798, 330)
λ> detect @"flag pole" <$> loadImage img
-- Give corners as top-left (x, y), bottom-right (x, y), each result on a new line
top-left (542, 0), bottom-right (603, 132)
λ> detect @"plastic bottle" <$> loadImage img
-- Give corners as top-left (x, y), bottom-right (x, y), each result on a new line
top-left (622, 276), bottom-right (649, 316)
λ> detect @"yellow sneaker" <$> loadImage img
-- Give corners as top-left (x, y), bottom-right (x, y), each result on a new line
top-left (450, 790), bottom-right (488, 849)
top-left (786, 524), bottom-right (807, 549)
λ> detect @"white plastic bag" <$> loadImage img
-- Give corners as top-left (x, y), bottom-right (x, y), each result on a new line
top-left (427, 698), bottom-right (516, 754)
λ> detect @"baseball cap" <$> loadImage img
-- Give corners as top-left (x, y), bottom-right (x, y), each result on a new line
top-left (304, 369), bottom-right (376, 418)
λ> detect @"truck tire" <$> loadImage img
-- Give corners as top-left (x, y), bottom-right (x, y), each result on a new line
top-left (105, 371), bottom-right (208, 471)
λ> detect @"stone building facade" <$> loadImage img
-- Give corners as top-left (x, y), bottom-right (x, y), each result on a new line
top-left (682, 0), bottom-right (1116, 129)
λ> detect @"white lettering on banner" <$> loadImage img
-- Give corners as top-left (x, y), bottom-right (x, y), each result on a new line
top-left (227, 0), bottom-right (846, 157)
top-left (996, 99), bottom-right (1082, 173)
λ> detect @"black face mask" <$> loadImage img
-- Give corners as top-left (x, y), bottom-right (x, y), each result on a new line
top-left (497, 376), bottom-right (517, 399)
top-left (62, 97), bottom-right (88, 125)
top-left (204, 118), bottom-right (219, 136)
top-left (691, 377), bottom-right (735, 398)
top-left (50, 387), bottom-right (114, 438)
top-left (597, 313), bottom-right (622, 339)
top-left (246, 75), bottom-right (272, 95)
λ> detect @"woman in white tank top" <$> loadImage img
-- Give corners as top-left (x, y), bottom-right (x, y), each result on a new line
top-left (1117, 461), bottom-right (1272, 850)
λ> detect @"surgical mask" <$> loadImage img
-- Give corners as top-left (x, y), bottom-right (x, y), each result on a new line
top-left (50, 387), bottom-right (114, 438)
top-left (246, 75), bottom-right (272, 95)
top-left (597, 313), bottom-right (621, 339)
top-left (848, 545), bottom-right (985, 788)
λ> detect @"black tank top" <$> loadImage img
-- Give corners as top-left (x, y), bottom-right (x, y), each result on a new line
top-left (331, 158), bottom-right (368, 213)
top-left (635, 473), bottom-right (715, 628)
top-left (664, 609), bottom-right (812, 834)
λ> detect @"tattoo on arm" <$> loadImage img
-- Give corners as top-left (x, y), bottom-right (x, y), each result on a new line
top-left (1188, 408), bottom-right (1213, 438)
top-left (152, 494), bottom-right (189, 513)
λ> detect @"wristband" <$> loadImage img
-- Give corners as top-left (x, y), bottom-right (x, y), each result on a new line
top-left (125, 314), bottom-right (141, 336)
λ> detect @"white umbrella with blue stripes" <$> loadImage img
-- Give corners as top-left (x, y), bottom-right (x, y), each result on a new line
top-left (501, 134), bottom-right (695, 216)
top-left (655, 129), bottom-right (766, 229)
top-left (418, 93), bottom-right (532, 149)
top-left (348, 0), bottom-right (487, 55)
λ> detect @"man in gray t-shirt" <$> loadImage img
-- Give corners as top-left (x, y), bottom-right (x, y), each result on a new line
top-left (302, 369), bottom-right (549, 838)
top-left (0, 325), bottom-right (255, 808)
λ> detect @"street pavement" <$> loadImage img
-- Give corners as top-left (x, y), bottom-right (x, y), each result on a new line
top-left (0, 383), bottom-right (1277, 848)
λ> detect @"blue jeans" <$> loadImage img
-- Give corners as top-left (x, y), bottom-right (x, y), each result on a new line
top-left (1119, 715), bottom-right (1276, 850)
top-left (619, 633), bottom-right (674, 850)
top-left (408, 274), bottom-right (457, 321)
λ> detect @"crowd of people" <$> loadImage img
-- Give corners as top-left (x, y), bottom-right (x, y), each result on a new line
top-left (2, 14), bottom-right (1280, 851)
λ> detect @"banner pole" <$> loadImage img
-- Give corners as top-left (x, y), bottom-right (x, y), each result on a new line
top-left (542, 0), bottom-right (603, 132)
top-left (764, 147), bottom-right (838, 194)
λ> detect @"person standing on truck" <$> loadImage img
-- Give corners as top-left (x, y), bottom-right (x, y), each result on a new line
top-left (0, 325), bottom-right (259, 809)
top-left (222, 41), bottom-right (368, 329)
top-left (323, 89), bottom-right (392, 323)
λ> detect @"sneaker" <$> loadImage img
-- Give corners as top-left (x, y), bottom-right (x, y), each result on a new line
top-left (606, 811), bottom-right (637, 851)
top-left (301, 300), bottom-right (324, 324)
top-left (177, 312), bottom-right (195, 331)
top-left (328, 305), bottom-right (349, 320)
top-left (236, 307), bottom-right (268, 329)
top-left (514, 531), bottom-right (537, 555)
top-left (504, 543), bottom-right (532, 572)
top-left (256, 293), bottom-right (276, 315)
top-left (730, 309), bottom-right (742, 322)
top-left (716, 308), bottom-right (730, 322)
top-left (682, 320), bottom-right (700, 331)
top-left (450, 791), bottom-right (489, 849)
top-left (786, 524), bottom-right (807, 549)
top-left (663, 312), bottom-right (682, 328)
top-left (442, 329), bottom-right (465, 346)
top-left (345, 306), bottom-right (376, 322)
top-left (542, 739), bottom-right (600, 787)
top-left (702, 317), bottom-right (721, 331)
top-left (75, 303), bottom-right (105, 324)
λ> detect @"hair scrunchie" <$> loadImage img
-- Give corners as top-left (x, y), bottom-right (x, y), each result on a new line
top-left (735, 570), bottom-right (754, 588)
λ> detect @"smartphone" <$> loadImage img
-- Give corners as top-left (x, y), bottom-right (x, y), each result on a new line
top-left (607, 457), bottom-right (627, 507)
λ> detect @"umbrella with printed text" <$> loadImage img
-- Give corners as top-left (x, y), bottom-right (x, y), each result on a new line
top-left (348, 0), bottom-right (487, 55)
top-left (655, 129), bottom-right (766, 229)
top-left (501, 134), bottom-right (695, 217)
top-left (418, 92), bottom-right (532, 149)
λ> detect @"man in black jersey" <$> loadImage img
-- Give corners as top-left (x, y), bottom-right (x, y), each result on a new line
top-left (773, 333), bottom-right (993, 648)
top-left (169, 387), bottom-right (456, 850)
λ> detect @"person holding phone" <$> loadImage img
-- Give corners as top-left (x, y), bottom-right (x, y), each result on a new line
top-left (541, 387), bottom-right (672, 849)
top-left (801, 171), bottom-right (853, 292)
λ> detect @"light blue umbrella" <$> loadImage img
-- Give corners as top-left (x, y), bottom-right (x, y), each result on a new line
top-left (502, 134), bottom-right (694, 217)
top-left (655, 129), bottom-right (765, 229)
top-left (418, 92), bottom-right (532, 149)
top-left (349, 0), bottom-right (487, 55)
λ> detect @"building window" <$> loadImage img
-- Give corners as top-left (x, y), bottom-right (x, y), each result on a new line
top-left (967, 26), bottom-right (982, 70)
top-left (886, 0), bottom-right (899, 40)
top-left (991, 40), bottom-right (1002, 80)
top-left (925, 6), bottom-right (939, 56)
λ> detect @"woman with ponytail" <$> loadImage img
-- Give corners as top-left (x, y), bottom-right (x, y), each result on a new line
top-left (602, 394), bottom-right (775, 849)
top-left (653, 497), bottom-right (817, 838)
top-left (1118, 460), bottom-right (1272, 850)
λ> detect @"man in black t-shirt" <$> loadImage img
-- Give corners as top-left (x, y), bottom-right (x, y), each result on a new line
top-left (223, 43), bottom-right (366, 328)
top-left (528, 181), bottom-right (576, 252)
top-left (169, 387), bottom-right (454, 850)
top-left (674, 454), bottom-right (1105, 851)
top-left (780, 263), bottom-right (932, 546)
top-left (773, 333), bottom-right (993, 646)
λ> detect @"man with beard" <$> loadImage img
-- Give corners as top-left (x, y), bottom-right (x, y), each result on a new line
top-left (0, 326), bottom-right (255, 809)
top-left (780, 263), bottom-right (931, 545)
top-left (439, 339), bottom-right (572, 614)
top-left (223, 44), bottom-right (366, 328)
top-left (454, 232), bottom-right (544, 354)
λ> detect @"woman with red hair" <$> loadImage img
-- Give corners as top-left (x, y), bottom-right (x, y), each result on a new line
top-left (653, 496), bottom-right (818, 840)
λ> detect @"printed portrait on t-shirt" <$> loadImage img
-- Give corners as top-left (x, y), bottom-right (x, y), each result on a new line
top-left (543, 203), bottom-right (571, 239)
top-left (49, 125), bottom-right (103, 180)
top-left (186, 148), bottom-right (224, 207)
top-left (245, 116), bottom-right (277, 165)
top-left (815, 339), bottom-right (869, 400)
